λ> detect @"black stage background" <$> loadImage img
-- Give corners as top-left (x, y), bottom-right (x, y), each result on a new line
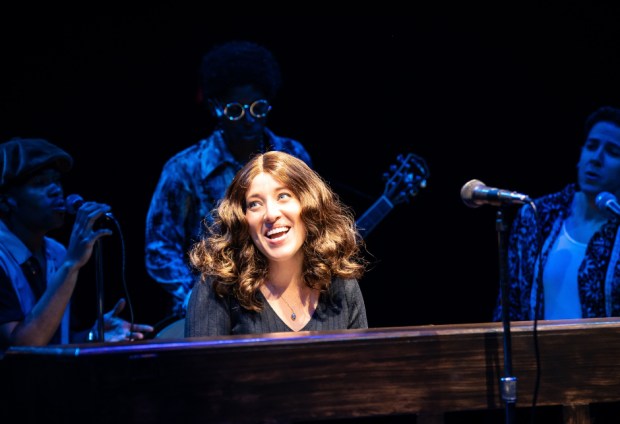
top-left (3, 7), bottom-right (620, 330)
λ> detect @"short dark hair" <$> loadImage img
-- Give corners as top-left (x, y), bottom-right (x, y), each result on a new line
top-left (199, 40), bottom-right (282, 101)
top-left (584, 106), bottom-right (620, 134)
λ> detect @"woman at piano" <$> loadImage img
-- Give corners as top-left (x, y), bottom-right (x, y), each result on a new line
top-left (185, 151), bottom-right (369, 336)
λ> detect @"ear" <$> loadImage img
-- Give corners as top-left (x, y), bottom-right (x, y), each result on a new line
top-left (205, 98), bottom-right (223, 119)
top-left (0, 194), bottom-right (15, 215)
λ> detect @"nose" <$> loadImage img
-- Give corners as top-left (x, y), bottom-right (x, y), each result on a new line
top-left (48, 181), bottom-right (63, 197)
top-left (241, 110), bottom-right (258, 123)
top-left (263, 199), bottom-right (281, 223)
top-left (592, 145), bottom-right (606, 163)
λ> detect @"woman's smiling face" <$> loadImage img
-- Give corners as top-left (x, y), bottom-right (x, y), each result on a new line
top-left (244, 172), bottom-right (306, 264)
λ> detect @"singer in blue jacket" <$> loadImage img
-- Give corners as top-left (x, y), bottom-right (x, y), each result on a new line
top-left (493, 106), bottom-right (620, 321)
top-left (0, 137), bottom-right (152, 353)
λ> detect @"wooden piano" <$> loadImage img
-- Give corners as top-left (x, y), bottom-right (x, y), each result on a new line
top-left (2, 318), bottom-right (620, 423)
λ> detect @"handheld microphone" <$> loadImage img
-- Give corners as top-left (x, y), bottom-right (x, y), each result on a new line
top-left (595, 191), bottom-right (620, 217)
top-left (65, 194), bottom-right (114, 220)
top-left (65, 193), bottom-right (86, 215)
top-left (460, 179), bottom-right (532, 208)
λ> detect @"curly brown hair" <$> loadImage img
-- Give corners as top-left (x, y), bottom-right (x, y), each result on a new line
top-left (189, 150), bottom-right (367, 312)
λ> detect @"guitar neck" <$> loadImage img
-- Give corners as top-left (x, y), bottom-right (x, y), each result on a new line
top-left (356, 195), bottom-right (394, 239)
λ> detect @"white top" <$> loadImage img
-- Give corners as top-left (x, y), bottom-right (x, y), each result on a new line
top-left (542, 222), bottom-right (586, 319)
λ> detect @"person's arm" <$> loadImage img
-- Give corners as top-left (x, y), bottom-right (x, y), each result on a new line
top-left (0, 202), bottom-right (112, 346)
top-left (145, 166), bottom-right (196, 307)
top-left (345, 279), bottom-right (368, 329)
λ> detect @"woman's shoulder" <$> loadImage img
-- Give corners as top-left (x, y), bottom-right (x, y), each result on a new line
top-left (534, 183), bottom-right (575, 210)
top-left (190, 278), bottom-right (217, 300)
top-left (330, 277), bottom-right (362, 296)
top-left (188, 278), bottom-right (234, 318)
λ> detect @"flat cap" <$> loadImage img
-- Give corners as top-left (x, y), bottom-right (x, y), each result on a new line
top-left (0, 137), bottom-right (73, 189)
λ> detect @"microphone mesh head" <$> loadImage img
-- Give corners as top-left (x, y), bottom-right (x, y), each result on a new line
top-left (595, 191), bottom-right (615, 212)
top-left (460, 179), bottom-right (484, 208)
top-left (65, 194), bottom-right (84, 215)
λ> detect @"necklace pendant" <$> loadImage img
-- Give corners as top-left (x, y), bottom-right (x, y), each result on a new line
top-left (291, 312), bottom-right (297, 321)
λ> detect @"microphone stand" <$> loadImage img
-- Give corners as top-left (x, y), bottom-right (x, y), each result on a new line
top-left (94, 239), bottom-right (105, 342)
top-left (496, 208), bottom-right (517, 424)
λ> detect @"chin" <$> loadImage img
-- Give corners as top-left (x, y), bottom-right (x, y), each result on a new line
top-left (578, 181), bottom-right (601, 194)
top-left (50, 215), bottom-right (66, 229)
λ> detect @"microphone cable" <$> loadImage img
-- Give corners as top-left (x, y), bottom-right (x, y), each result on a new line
top-left (68, 193), bottom-right (137, 341)
top-left (528, 200), bottom-right (542, 424)
top-left (104, 214), bottom-right (137, 340)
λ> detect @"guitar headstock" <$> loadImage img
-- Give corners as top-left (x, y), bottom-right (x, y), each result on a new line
top-left (382, 153), bottom-right (430, 206)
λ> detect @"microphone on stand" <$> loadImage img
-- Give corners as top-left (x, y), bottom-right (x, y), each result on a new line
top-left (64, 194), bottom-right (118, 342)
top-left (595, 191), bottom-right (620, 217)
top-left (460, 179), bottom-right (532, 208)
top-left (460, 178), bottom-right (528, 423)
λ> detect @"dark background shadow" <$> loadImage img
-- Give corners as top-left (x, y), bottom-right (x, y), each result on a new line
top-left (3, 7), bottom-right (620, 329)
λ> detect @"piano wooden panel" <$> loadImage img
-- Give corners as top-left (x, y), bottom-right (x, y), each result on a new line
top-left (3, 318), bottom-right (620, 423)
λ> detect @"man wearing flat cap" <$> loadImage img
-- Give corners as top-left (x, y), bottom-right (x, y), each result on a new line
top-left (0, 137), bottom-right (152, 351)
